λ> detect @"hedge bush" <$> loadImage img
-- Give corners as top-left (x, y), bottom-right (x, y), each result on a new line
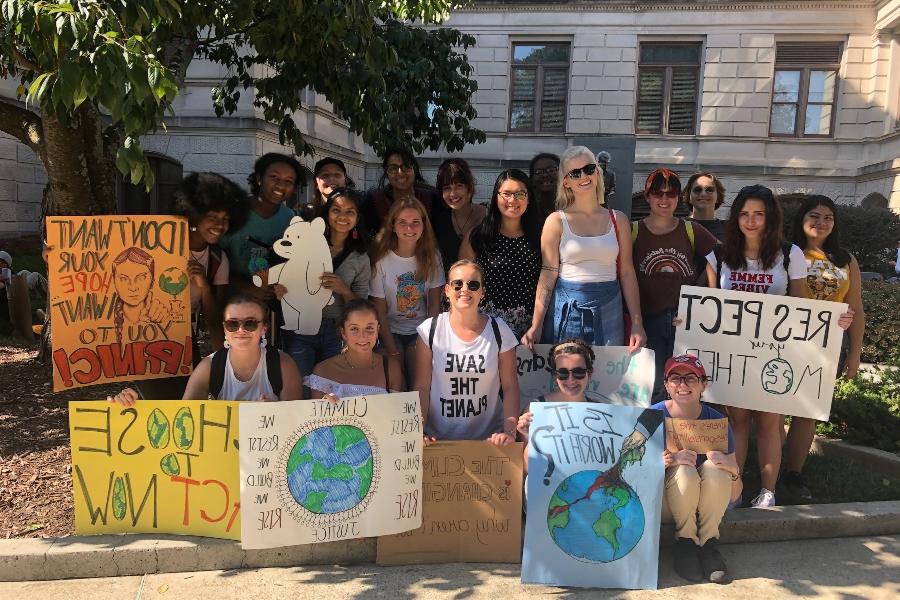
top-left (860, 281), bottom-right (900, 365)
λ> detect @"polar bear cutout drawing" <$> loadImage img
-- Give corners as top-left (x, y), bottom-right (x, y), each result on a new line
top-left (253, 217), bottom-right (333, 334)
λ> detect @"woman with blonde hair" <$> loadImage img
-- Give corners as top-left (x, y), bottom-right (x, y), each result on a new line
top-left (522, 146), bottom-right (645, 351)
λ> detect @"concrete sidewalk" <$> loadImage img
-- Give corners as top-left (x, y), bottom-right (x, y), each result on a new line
top-left (1, 535), bottom-right (898, 599)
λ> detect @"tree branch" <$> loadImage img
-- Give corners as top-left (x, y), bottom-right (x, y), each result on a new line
top-left (11, 46), bottom-right (38, 71)
top-left (0, 98), bottom-right (43, 158)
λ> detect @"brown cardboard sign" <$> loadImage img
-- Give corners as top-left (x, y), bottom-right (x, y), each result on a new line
top-left (664, 418), bottom-right (729, 453)
top-left (376, 441), bottom-right (523, 565)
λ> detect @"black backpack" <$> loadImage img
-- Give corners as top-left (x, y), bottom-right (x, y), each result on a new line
top-left (208, 347), bottom-right (283, 400)
top-left (713, 242), bottom-right (793, 295)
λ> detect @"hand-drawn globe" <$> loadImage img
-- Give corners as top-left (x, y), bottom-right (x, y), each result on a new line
top-left (159, 267), bottom-right (188, 297)
top-left (285, 425), bottom-right (373, 514)
top-left (761, 357), bottom-right (794, 394)
top-left (547, 469), bottom-right (644, 563)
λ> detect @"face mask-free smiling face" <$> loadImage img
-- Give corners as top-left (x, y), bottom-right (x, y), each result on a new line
top-left (385, 153), bottom-right (415, 192)
top-left (562, 154), bottom-right (600, 197)
top-left (553, 353), bottom-right (591, 399)
top-left (340, 308), bottom-right (379, 352)
top-left (393, 207), bottom-right (424, 244)
top-left (195, 210), bottom-right (230, 246)
top-left (259, 162), bottom-right (297, 206)
top-left (738, 198), bottom-right (767, 242)
top-left (316, 164), bottom-right (346, 199)
top-left (802, 204), bottom-right (835, 244)
top-left (497, 179), bottom-right (529, 220)
top-left (690, 175), bottom-right (718, 212)
top-left (445, 263), bottom-right (484, 311)
top-left (328, 196), bottom-right (359, 237)
top-left (222, 301), bottom-right (267, 350)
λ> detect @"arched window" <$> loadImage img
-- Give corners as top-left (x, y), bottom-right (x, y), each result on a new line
top-left (860, 193), bottom-right (888, 209)
top-left (117, 153), bottom-right (183, 215)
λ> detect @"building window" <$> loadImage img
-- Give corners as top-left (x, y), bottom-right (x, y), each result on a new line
top-left (509, 43), bottom-right (570, 132)
top-left (117, 154), bottom-right (183, 215)
top-left (770, 42), bottom-right (842, 137)
top-left (635, 43), bottom-right (701, 135)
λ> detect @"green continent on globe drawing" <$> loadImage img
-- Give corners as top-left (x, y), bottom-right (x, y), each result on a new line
top-left (592, 505), bottom-right (623, 554)
top-left (548, 491), bottom-right (570, 533)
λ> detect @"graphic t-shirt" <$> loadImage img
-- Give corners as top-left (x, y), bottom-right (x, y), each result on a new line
top-left (370, 251), bottom-right (444, 335)
top-left (706, 245), bottom-right (806, 295)
top-left (632, 220), bottom-right (717, 315)
top-left (650, 401), bottom-right (736, 467)
top-left (418, 313), bottom-right (519, 440)
top-left (218, 204), bottom-right (294, 279)
top-left (803, 248), bottom-right (850, 302)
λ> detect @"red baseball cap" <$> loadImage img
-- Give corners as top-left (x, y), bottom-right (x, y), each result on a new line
top-left (664, 354), bottom-right (707, 379)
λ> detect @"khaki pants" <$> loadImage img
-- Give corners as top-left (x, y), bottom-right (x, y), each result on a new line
top-left (661, 462), bottom-right (731, 545)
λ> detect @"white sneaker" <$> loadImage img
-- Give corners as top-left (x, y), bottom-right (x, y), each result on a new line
top-left (751, 488), bottom-right (776, 508)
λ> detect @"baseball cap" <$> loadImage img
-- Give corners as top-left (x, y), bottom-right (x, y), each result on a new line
top-left (664, 354), bottom-right (707, 379)
top-left (314, 157), bottom-right (347, 176)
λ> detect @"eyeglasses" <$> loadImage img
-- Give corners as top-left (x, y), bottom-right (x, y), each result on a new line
top-left (649, 189), bottom-right (679, 199)
top-left (565, 164), bottom-right (598, 180)
top-left (533, 167), bottom-right (558, 177)
top-left (692, 185), bottom-right (716, 195)
top-left (553, 367), bottom-right (589, 380)
top-left (223, 318), bottom-right (261, 332)
top-left (498, 191), bottom-right (528, 202)
top-left (665, 374), bottom-right (703, 385)
top-left (385, 164), bottom-right (414, 175)
top-left (449, 279), bottom-right (482, 292)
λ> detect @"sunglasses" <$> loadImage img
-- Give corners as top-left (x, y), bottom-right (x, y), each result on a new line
top-left (692, 185), bottom-right (717, 195)
top-left (385, 164), bottom-right (414, 175)
top-left (665, 374), bottom-right (703, 385)
top-left (649, 189), bottom-right (679, 199)
top-left (449, 279), bottom-right (482, 292)
top-left (223, 318), bottom-right (262, 332)
top-left (533, 167), bottom-right (558, 177)
top-left (553, 367), bottom-right (589, 380)
top-left (565, 164), bottom-right (599, 180)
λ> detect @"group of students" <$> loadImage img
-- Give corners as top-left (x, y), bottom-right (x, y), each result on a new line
top-left (108, 144), bottom-right (866, 586)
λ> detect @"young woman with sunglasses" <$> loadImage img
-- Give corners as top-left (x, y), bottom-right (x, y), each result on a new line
top-left (782, 195), bottom-right (864, 502)
top-left (652, 354), bottom-right (737, 585)
top-left (414, 259), bottom-right (520, 446)
top-left (521, 146), bottom-right (645, 351)
top-left (109, 294), bottom-right (303, 404)
top-left (433, 158), bottom-right (486, 269)
top-left (459, 169), bottom-right (542, 339)
top-left (633, 169), bottom-right (717, 402)
top-left (683, 172), bottom-right (727, 241)
top-left (362, 147), bottom-right (439, 236)
top-left (306, 299), bottom-right (404, 400)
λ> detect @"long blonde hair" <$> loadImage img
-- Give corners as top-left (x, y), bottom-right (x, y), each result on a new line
top-left (370, 197), bottom-right (439, 282)
top-left (555, 146), bottom-right (605, 210)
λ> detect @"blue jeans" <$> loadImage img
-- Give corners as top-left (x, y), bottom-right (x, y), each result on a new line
top-left (543, 278), bottom-right (623, 346)
top-left (644, 309), bottom-right (677, 403)
top-left (280, 318), bottom-right (342, 378)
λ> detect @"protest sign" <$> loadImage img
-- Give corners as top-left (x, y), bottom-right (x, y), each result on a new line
top-left (69, 400), bottom-right (241, 540)
top-left (664, 418), bottom-right (729, 453)
top-left (47, 216), bottom-right (192, 391)
top-left (517, 345), bottom-right (655, 408)
top-left (674, 286), bottom-right (846, 420)
top-left (376, 441), bottom-right (523, 565)
top-left (239, 393), bottom-right (422, 549)
top-left (522, 403), bottom-right (664, 589)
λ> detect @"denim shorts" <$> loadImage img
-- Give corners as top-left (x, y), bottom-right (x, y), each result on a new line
top-left (542, 278), bottom-right (624, 346)
top-left (393, 332), bottom-right (420, 349)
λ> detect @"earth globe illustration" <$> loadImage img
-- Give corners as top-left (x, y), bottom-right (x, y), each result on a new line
top-left (159, 267), bottom-right (188, 297)
top-left (547, 468), bottom-right (645, 562)
top-left (285, 425), bottom-right (374, 514)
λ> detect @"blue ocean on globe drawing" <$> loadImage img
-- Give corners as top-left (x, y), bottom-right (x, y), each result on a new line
top-left (285, 425), bottom-right (374, 514)
top-left (547, 469), bottom-right (644, 563)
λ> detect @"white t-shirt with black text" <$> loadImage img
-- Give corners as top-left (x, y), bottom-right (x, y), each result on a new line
top-left (418, 313), bottom-right (518, 440)
top-left (706, 245), bottom-right (806, 295)
top-left (370, 251), bottom-right (444, 335)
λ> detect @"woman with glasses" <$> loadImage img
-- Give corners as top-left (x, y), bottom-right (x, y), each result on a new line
top-left (521, 146), bottom-right (645, 351)
top-left (414, 259), bottom-right (520, 445)
top-left (109, 294), bottom-right (303, 404)
top-left (652, 354), bottom-right (737, 585)
top-left (633, 169), bottom-right (717, 402)
top-left (460, 169), bottom-right (542, 339)
top-left (362, 147), bottom-right (439, 235)
top-left (433, 158), bottom-right (486, 269)
top-left (528, 152), bottom-right (560, 221)
top-left (683, 172), bottom-right (727, 241)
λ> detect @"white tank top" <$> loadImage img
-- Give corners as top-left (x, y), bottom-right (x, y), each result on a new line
top-left (558, 210), bottom-right (619, 282)
top-left (217, 349), bottom-right (276, 401)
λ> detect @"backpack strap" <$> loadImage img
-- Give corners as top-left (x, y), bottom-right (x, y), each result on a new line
top-left (631, 221), bottom-right (639, 243)
top-left (428, 315), bottom-right (439, 349)
top-left (490, 317), bottom-right (502, 353)
top-left (266, 347), bottom-right (283, 398)
top-left (684, 221), bottom-right (695, 252)
top-left (206, 245), bottom-right (223, 283)
top-left (208, 348), bottom-right (228, 400)
top-left (608, 208), bottom-right (621, 277)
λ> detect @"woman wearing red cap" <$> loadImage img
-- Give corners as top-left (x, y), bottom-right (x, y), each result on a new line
top-left (653, 354), bottom-right (738, 585)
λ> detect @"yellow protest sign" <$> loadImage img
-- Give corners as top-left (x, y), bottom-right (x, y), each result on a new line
top-left (69, 400), bottom-right (240, 540)
top-left (47, 216), bottom-right (192, 391)
top-left (664, 417), bottom-right (729, 453)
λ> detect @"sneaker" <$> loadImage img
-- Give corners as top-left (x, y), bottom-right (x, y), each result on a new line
top-left (672, 538), bottom-right (703, 583)
top-left (780, 471), bottom-right (813, 502)
top-left (750, 488), bottom-right (776, 508)
top-left (699, 540), bottom-right (731, 584)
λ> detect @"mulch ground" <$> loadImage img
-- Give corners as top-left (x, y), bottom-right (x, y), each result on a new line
top-left (0, 337), bottom-right (118, 539)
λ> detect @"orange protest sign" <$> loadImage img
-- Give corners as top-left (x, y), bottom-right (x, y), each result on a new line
top-left (664, 418), bottom-right (729, 453)
top-left (46, 216), bottom-right (192, 390)
top-left (376, 441), bottom-right (523, 565)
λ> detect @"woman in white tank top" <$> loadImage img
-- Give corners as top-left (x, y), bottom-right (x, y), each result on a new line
top-left (522, 147), bottom-right (645, 350)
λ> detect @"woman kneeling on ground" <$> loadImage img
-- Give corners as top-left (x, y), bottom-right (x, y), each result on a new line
top-left (109, 294), bottom-right (303, 404)
top-left (654, 354), bottom-right (738, 585)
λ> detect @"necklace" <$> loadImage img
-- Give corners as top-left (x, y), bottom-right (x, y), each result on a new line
top-left (343, 351), bottom-right (376, 370)
top-left (452, 205), bottom-right (475, 236)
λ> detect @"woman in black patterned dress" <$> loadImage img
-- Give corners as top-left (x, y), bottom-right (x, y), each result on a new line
top-left (459, 169), bottom-right (542, 339)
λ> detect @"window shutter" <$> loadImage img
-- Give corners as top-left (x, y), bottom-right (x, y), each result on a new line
top-left (667, 68), bottom-right (697, 134)
top-left (776, 43), bottom-right (842, 65)
top-left (636, 69), bottom-right (664, 133)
